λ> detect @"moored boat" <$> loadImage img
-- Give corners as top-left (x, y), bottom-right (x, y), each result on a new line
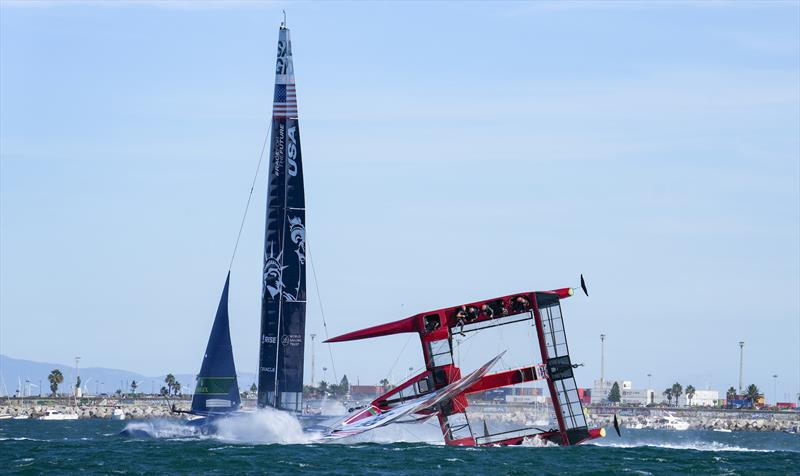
top-left (39, 410), bottom-right (79, 421)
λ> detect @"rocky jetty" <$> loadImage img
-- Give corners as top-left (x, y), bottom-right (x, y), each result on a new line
top-left (0, 399), bottom-right (180, 420)
top-left (467, 403), bottom-right (799, 433)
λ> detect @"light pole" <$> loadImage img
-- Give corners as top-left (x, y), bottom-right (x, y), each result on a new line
top-left (738, 342), bottom-right (744, 393)
top-left (310, 334), bottom-right (317, 387)
top-left (600, 334), bottom-right (606, 386)
top-left (773, 374), bottom-right (778, 405)
top-left (647, 373), bottom-right (652, 389)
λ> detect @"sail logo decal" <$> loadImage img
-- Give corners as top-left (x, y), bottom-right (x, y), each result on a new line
top-left (288, 216), bottom-right (305, 264)
top-left (287, 125), bottom-right (298, 176)
top-left (262, 335), bottom-right (277, 345)
top-left (276, 39), bottom-right (293, 75)
top-left (263, 244), bottom-right (287, 299)
top-left (272, 124), bottom-right (285, 177)
top-left (282, 334), bottom-right (302, 346)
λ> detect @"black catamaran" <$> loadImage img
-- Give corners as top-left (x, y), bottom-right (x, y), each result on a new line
top-left (183, 20), bottom-right (306, 421)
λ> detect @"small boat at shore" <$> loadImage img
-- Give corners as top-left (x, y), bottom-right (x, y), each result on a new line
top-left (713, 428), bottom-right (732, 433)
top-left (658, 412), bottom-right (689, 431)
top-left (39, 410), bottom-right (79, 421)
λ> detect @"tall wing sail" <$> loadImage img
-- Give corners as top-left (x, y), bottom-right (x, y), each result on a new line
top-left (258, 23), bottom-right (306, 412)
top-left (191, 273), bottom-right (241, 415)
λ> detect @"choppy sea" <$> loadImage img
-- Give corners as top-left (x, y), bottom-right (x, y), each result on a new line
top-left (1, 414), bottom-right (798, 475)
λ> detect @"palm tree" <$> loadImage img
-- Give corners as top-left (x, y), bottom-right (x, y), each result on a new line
top-left (379, 378), bottom-right (390, 390)
top-left (685, 385), bottom-right (696, 406)
top-left (164, 374), bottom-right (176, 395)
top-left (746, 384), bottom-right (760, 403)
top-left (726, 386), bottom-right (737, 401)
top-left (672, 382), bottom-right (683, 407)
top-left (48, 369), bottom-right (64, 397)
top-left (663, 388), bottom-right (673, 406)
top-left (250, 383), bottom-right (257, 394)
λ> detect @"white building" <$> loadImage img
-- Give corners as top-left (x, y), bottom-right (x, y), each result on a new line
top-left (505, 395), bottom-right (547, 404)
top-left (678, 389), bottom-right (719, 407)
top-left (591, 380), bottom-right (613, 404)
top-left (620, 388), bottom-right (655, 406)
top-left (591, 380), bottom-right (654, 405)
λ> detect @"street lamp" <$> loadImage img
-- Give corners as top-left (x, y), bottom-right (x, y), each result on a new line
top-left (600, 334), bottom-right (606, 385)
top-left (738, 342), bottom-right (745, 392)
top-left (773, 374), bottom-right (778, 405)
top-left (310, 334), bottom-right (317, 387)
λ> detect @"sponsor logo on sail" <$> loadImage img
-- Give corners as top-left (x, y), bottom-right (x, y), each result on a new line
top-left (287, 125), bottom-right (298, 176)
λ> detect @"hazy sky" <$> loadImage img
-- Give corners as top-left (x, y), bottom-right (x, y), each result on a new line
top-left (1, 1), bottom-right (798, 402)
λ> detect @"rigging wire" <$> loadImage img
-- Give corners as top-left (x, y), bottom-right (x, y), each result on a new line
top-left (384, 333), bottom-right (414, 384)
top-left (308, 243), bottom-right (338, 383)
top-left (228, 122), bottom-right (272, 270)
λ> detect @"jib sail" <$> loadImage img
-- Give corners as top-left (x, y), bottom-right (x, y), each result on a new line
top-left (191, 273), bottom-right (241, 415)
top-left (257, 22), bottom-right (306, 412)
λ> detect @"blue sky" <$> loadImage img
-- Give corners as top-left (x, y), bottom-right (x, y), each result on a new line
top-left (1, 1), bottom-right (798, 402)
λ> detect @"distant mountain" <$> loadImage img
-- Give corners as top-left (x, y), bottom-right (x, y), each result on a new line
top-left (0, 355), bottom-right (257, 397)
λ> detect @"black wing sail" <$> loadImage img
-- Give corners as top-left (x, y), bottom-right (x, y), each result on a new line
top-left (191, 273), bottom-right (241, 415)
top-left (257, 23), bottom-right (306, 412)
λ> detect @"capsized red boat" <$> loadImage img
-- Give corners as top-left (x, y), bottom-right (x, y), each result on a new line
top-left (323, 277), bottom-right (605, 446)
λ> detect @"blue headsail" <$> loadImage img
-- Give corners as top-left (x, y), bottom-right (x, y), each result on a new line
top-left (191, 273), bottom-right (241, 415)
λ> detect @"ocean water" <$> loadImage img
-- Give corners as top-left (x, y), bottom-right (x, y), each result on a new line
top-left (1, 416), bottom-right (798, 475)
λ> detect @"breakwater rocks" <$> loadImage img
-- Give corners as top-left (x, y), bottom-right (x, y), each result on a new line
top-left (588, 413), bottom-right (798, 432)
top-left (468, 404), bottom-right (799, 433)
top-left (0, 399), bottom-right (179, 420)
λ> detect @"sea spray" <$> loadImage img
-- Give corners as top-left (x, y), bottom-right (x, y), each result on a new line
top-left (121, 419), bottom-right (202, 439)
top-left (319, 397), bottom-right (347, 416)
top-left (215, 408), bottom-right (316, 444)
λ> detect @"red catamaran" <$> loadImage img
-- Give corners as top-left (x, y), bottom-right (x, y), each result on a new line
top-left (322, 280), bottom-right (605, 446)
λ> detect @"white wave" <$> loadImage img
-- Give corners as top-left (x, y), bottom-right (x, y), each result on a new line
top-left (519, 435), bottom-right (558, 448)
top-left (121, 419), bottom-right (202, 439)
top-left (589, 440), bottom-right (778, 453)
top-left (331, 421), bottom-right (444, 444)
top-left (0, 437), bottom-right (48, 442)
top-left (215, 408), bottom-right (315, 444)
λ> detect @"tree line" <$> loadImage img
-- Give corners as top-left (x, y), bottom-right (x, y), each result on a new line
top-left (606, 379), bottom-right (762, 406)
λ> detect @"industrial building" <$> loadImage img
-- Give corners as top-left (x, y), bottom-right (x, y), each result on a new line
top-left (678, 390), bottom-right (720, 407)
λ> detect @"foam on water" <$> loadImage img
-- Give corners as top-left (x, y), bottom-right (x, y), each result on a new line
top-left (519, 435), bottom-right (558, 448)
top-left (215, 408), bottom-right (316, 444)
top-left (334, 420), bottom-right (444, 444)
top-left (590, 440), bottom-right (779, 453)
top-left (121, 408), bottom-right (318, 444)
top-left (121, 419), bottom-right (203, 440)
top-left (588, 429), bottom-right (799, 453)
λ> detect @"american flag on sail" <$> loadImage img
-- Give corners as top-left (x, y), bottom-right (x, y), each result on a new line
top-left (273, 84), bottom-right (298, 118)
